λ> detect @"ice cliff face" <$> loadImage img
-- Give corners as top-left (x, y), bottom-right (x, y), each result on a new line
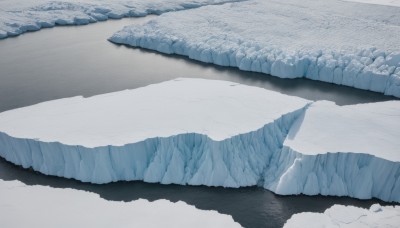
top-left (0, 109), bottom-right (302, 187)
top-left (0, 79), bottom-right (399, 202)
top-left (110, 0), bottom-right (400, 97)
top-left (0, 0), bottom-right (242, 39)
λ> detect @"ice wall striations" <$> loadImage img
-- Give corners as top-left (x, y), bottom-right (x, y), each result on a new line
top-left (109, 0), bottom-right (400, 97)
top-left (264, 147), bottom-right (400, 202)
top-left (0, 105), bottom-right (399, 202)
top-left (0, 107), bottom-right (304, 187)
top-left (0, 0), bottom-right (243, 39)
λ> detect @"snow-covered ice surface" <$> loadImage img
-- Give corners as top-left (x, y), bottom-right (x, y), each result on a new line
top-left (284, 101), bottom-right (400, 162)
top-left (344, 0), bottom-right (400, 7)
top-left (284, 204), bottom-right (400, 228)
top-left (110, 0), bottom-right (400, 97)
top-left (0, 179), bottom-right (242, 228)
top-left (265, 100), bottom-right (400, 202)
top-left (0, 78), bottom-right (311, 147)
top-left (0, 78), bottom-right (399, 202)
top-left (0, 0), bottom-right (241, 39)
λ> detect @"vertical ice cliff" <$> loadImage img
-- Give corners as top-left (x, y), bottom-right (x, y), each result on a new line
top-left (109, 0), bottom-right (400, 97)
top-left (265, 101), bottom-right (400, 202)
top-left (0, 79), bottom-right (399, 202)
top-left (0, 107), bottom-right (304, 187)
top-left (0, 79), bottom-right (310, 187)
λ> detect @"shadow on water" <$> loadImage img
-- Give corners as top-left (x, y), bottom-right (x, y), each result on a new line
top-left (0, 158), bottom-right (396, 228)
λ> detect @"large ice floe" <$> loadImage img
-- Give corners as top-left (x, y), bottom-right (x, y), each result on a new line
top-left (110, 0), bottom-right (400, 97)
top-left (0, 179), bottom-right (241, 228)
top-left (0, 78), bottom-right (399, 202)
top-left (0, 0), bottom-right (241, 39)
top-left (284, 204), bottom-right (400, 228)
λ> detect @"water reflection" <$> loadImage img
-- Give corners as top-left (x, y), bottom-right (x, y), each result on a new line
top-left (0, 16), bottom-right (398, 228)
top-left (0, 158), bottom-right (394, 228)
top-left (0, 17), bottom-right (396, 113)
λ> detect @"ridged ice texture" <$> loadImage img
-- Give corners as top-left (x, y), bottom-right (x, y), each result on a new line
top-left (0, 107), bottom-right (303, 187)
top-left (0, 0), bottom-right (242, 39)
top-left (110, 0), bottom-right (400, 97)
top-left (1, 103), bottom-right (400, 202)
top-left (0, 79), bottom-right (399, 202)
top-left (264, 148), bottom-right (400, 202)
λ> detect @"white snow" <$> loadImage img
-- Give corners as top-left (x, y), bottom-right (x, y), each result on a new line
top-left (110, 0), bottom-right (400, 97)
top-left (264, 100), bottom-right (400, 202)
top-left (284, 204), bottom-right (400, 228)
top-left (0, 78), bottom-right (310, 147)
top-left (284, 100), bottom-right (400, 162)
top-left (344, 0), bottom-right (400, 7)
top-left (0, 79), bottom-right (399, 202)
top-left (0, 0), bottom-right (241, 39)
top-left (0, 179), bottom-right (242, 228)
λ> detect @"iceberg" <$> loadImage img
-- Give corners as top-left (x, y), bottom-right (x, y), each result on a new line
top-left (0, 179), bottom-right (242, 228)
top-left (264, 100), bottom-right (400, 202)
top-left (284, 204), bottom-right (400, 228)
top-left (0, 78), bottom-right (399, 202)
top-left (110, 0), bottom-right (400, 97)
top-left (0, 78), bottom-right (311, 186)
top-left (0, 0), bottom-right (242, 39)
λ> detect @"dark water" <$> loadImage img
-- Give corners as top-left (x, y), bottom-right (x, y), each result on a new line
top-left (0, 158), bottom-right (394, 228)
top-left (0, 17), bottom-right (398, 228)
top-left (0, 17), bottom-right (396, 113)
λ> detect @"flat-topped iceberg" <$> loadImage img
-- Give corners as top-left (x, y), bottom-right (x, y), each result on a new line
top-left (0, 78), bottom-right (399, 202)
top-left (0, 0), bottom-right (241, 39)
top-left (0, 78), bottom-right (311, 186)
top-left (284, 204), bottom-right (400, 228)
top-left (264, 100), bottom-right (400, 202)
top-left (110, 0), bottom-right (400, 97)
top-left (0, 179), bottom-right (242, 228)
top-left (0, 78), bottom-right (310, 147)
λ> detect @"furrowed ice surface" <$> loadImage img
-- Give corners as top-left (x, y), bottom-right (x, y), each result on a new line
top-left (110, 0), bottom-right (400, 97)
top-left (284, 204), bottom-right (400, 228)
top-left (0, 0), bottom-right (242, 39)
top-left (0, 79), bottom-right (399, 202)
top-left (0, 180), bottom-right (242, 228)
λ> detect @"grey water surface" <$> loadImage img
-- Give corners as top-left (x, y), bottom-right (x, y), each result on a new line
top-left (0, 17), bottom-right (397, 228)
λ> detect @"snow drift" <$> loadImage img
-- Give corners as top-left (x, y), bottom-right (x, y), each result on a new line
top-left (110, 0), bottom-right (400, 97)
top-left (0, 79), bottom-right (399, 202)
top-left (0, 0), bottom-right (242, 39)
